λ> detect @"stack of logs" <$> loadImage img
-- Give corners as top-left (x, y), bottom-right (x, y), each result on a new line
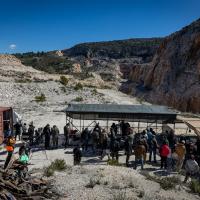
top-left (0, 164), bottom-right (58, 200)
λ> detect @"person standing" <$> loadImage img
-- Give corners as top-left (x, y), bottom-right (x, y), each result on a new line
top-left (134, 140), bottom-right (146, 170)
top-left (125, 130), bottom-right (134, 167)
top-left (149, 135), bottom-right (159, 163)
top-left (28, 122), bottom-right (35, 146)
top-left (64, 123), bottom-right (70, 148)
top-left (51, 125), bottom-right (59, 149)
top-left (4, 136), bottom-right (16, 169)
top-left (43, 124), bottom-right (51, 149)
top-left (73, 146), bottom-right (82, 165)
top-left (159, 141), bottom-right (170, 169)
top-left (14, 121), bottom-right (21, 141)
top-left (175, 140), bottom-right (186, 171)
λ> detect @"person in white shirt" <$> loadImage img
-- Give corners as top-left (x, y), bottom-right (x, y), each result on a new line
top-left (184, 154), bottom-right (199, 183)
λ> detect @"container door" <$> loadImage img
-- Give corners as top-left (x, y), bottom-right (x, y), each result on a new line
top-left (0, 112), bottom-right (3, 144)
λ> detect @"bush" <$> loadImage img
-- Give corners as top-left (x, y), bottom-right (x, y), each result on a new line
top-left (74, 83), bottom-right (83, 90)
top-left (43, 159), bottom-right (67, 177)
top-left (143, 173), bottom-right (181, 190)
top-left (85, 176), bottom-right (100, 188)
top-left (60, 76), bottom-right (68, 86)
top-left (74, 96), bottom-right (83, 102)
top-left (35, 93), bottom-right (46, 102)
top-left (190, 179), bottom-right (200, 194)
top-left (50, 159), bottom-right (67, 171)
top-left (43, 166), bottom-right (54, 177)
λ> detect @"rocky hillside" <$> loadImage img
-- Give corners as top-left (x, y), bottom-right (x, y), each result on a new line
top-left (0, 54), bottom-right (60, 82)
top-left (63, 38), bottom-right (162, 61)
top-left (121, 18), bottom-right (200, 113)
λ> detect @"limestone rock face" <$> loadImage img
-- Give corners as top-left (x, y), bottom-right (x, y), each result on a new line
top-left (125, 18), bottom-right (200, 113)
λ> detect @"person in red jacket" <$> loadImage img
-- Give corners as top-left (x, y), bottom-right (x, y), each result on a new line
top-left (159, 141), bottom-right (170, 169)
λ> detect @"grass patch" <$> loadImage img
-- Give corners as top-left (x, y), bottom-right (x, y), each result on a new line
top-left (73, 96), bottom-right (83, 102)
top-left (74, 83), bottom-right (83, 90)
top-left (43, 166), bottom-right (55, 177)
top-left (111, 189), bottom-right (132, 200)
top-left (15, 78), bottom-right (32, 83)
top-left (85, 176), bottom-right (101, 188)
top-left (190, 179), bottom-right (200, 195)
top-left (60, 75), bottom-right (68, 86)
top-left (35, 93), bottom-right (46, 102)
top-left (60, 86), bottom-right (67, 93)
top-left (107, 159), bottom-right (124, 167)
top-left (92, 88), bottom-right (98, 95)
top-left (43, 159), bottom-right (68, 177)
top-left (144, 173), bottom-right (181, 190)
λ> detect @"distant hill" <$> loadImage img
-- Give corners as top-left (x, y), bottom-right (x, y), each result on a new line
top-left (62, 38), bottom-right (163, 61)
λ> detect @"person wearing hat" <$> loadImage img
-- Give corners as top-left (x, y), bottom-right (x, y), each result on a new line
top-left (175, 140), bottom-right (186, 171)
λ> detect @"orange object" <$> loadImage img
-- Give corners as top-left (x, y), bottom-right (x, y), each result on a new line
top-left (6, 146), bottom-right (14, 152)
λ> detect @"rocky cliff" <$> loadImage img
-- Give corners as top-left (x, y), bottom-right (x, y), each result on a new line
top-left (122, 18), bottom-right (200, 113)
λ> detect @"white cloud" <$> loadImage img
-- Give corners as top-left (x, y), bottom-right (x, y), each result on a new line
top-left (9, 44), bottom-right (17, 50)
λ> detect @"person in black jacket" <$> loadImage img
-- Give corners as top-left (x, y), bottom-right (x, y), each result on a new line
top-left (73, 146), bottom-right (82, 165)
top-left (43, 124), bottom-right (51, 149)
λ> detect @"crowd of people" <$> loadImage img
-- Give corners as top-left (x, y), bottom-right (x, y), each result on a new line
top-left (3, 120), bottom-right (200, 183)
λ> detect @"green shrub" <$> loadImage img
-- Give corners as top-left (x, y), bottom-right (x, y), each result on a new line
top-left (43, 166), bottom-right (54, 177)
top-left (43, 159), bottom-right (68, 177)
top-left (74, 96), bottom-right (83, 102)
top-left (74, 83), bottom-right (83, 90)
top-left (50, 159), bottom-right (67, 171)
top-left (35, 93), bottom-right (46, 102)
top-left (190, 179), bottom-right (200, 194)
top-left (60, 76), bottom-right (68, 86)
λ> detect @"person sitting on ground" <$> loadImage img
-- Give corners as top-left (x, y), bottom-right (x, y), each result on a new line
top-left (73, 146), bottom-right (82, 165)
top-left (184, 154), bottom-right (199, 183)
top-left (134, 140), bottom-right (146, 170)
top-left (174, 140), bottom-right (186, 172)
top-left (159, 141), bottom-right (170, 170)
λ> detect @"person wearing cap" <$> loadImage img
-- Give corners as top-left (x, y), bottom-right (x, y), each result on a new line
top-left (175, 140), bottom-right (186, 171)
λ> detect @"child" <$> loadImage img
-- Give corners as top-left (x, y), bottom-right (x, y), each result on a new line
top-left (73, 146), bottom-right (82, 165)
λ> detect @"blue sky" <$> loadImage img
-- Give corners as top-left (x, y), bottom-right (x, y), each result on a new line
top-left (0, 0), bottom-right (199, 53)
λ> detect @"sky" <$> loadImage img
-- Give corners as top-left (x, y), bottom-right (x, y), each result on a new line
top-left (0, 0), bottom-right (199, 53)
